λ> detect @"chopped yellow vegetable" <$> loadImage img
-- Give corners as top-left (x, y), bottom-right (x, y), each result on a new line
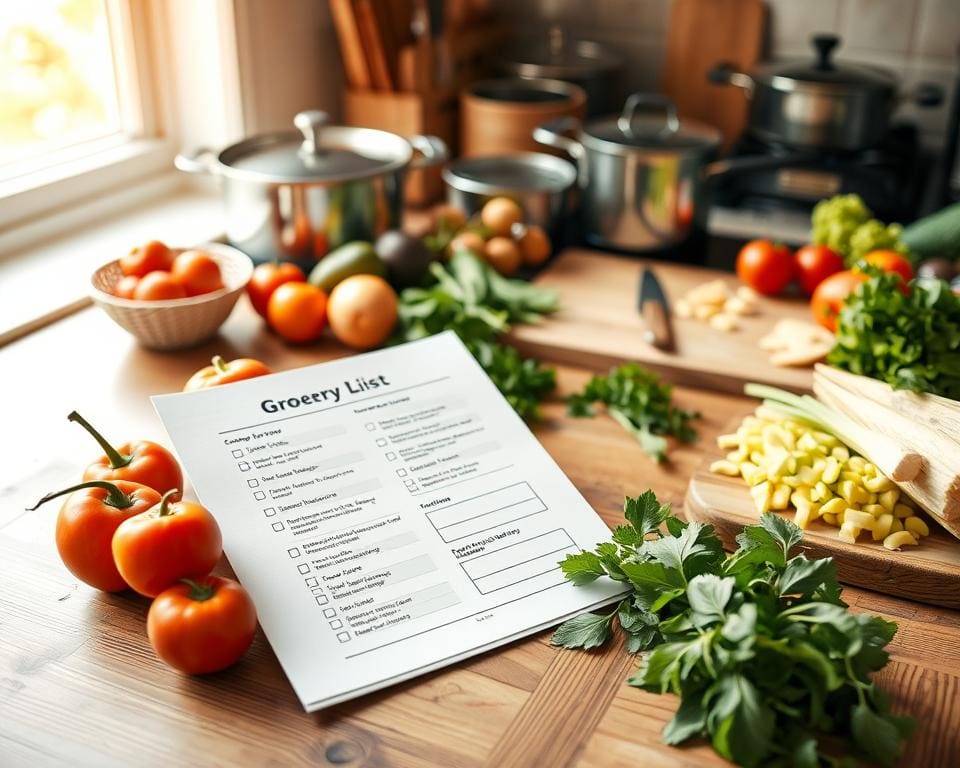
top-left (904, 517), bottom-right (930, 537)
top-left (883, 531), bottom-right (918, 550)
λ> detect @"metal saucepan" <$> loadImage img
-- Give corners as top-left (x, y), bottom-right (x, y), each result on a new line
top-left (175, 110), bottom-right (448, 267)
top-left (534, 93), bottom-right (722, 252)
top-left (709, 34), bottom-right (943, 151)
top-left (442, 152), bottom-right (578, 244)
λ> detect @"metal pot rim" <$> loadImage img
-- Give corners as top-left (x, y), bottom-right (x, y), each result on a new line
top-left (208, 126), bottom-right (416, 185)
top-left (443, 152), bottom-right (577, 195)
top-left (757, 71), bottom-right (897, 98)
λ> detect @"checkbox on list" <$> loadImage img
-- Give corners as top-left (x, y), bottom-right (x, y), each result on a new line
top-left (385, 452), bottom-right (396, 461)
top-left (305, 577), bottom-right (319, 587)
top-left (271, 521), bottom-right (285, 532)
top-left (297, 564), bottom-right (311, 574)
top-left (238, 461), bottom-right (250, 471)
top-left (263, 507), bottom-right (276, 517)
top-left (315, 594), bottom-right (328, 605)
top-left (404, 479), bottom-right (416, 488)
top-left (329, 619), bottom-right (343, 630)
top-left (365, 423), bottom-right (376, 431)
top-left (231, 449), bottom-right (244, 458)
top-left (337, 632), bottom-right (350, 643)
top-left (247, 478), bottom-right (259, 488)
top-left (288, 547), bottom-right (301, 558)
top-left (323, 608), bottom-right (336, 618)
top-left (253, 491), bottom-right (266, 501)
top-left (376, 438), bottom-right (387, 447)
top-left (396, 468), bottom-right (407, 477)
top-left (312, 587), bottom-right (324, 595)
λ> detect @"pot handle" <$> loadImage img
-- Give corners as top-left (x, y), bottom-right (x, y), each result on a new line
top-left (533, 116), bottom-right (587, 186)
top-left (409, 135), bottom-right (449, 169)
top-left (618, 93), bottom-right (680, 138)
top-left (707, 62), bottom-right (755, 96)
top-left (174, 147), bottom-right (218, 175)
top-left (910, 82), bottom-right (944, 109)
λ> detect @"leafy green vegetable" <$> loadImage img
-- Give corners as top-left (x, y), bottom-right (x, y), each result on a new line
top-left (392, 250), bottom-right (559, 418)
top-left (567, 363), bottom-right (699, 462)
top-left (827, 270), bottom-right (960, 399)
top-left (811, 194), bottom-right (909, 265)
top-left (468, 338), bottom-right (556, 421)
top-left (553, 492), bottom-right (913, 767)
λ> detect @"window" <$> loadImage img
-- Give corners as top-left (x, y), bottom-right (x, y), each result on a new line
top-left (0, 0), bottom-right (172, 232)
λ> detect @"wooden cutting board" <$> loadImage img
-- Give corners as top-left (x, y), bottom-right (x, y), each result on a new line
top-left (508, 250), bottom-right (816, 394)
top-left (685, 438), bottom-right (960, 610)
top-left (662, 0), bottom-right (764, 150)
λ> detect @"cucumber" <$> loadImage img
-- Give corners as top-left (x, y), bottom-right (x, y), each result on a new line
top-left (308, 241), bottom-right (386, 292)
top-left (902, 202), bottom-right (960, 262)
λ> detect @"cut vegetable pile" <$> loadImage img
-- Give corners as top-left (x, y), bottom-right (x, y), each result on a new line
top-left (710, 402), bottom-right (929, 550)
top-left (673, 279), bottom-right (759, 332)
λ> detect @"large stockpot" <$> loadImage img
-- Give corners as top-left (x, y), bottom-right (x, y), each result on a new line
top-left (175, 110), bottom-right (447, 267)
top-left (534, 94), bottom-right (721, 252)
top-left (709, 34), bottom-right (943, 151)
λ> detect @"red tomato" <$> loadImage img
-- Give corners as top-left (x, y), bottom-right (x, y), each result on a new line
top-left (114, 275), bottom-right (140, 299)
top-left (121, 240), bottom-right (174, 277)
top-left (863, 250), bottom-right (914, 284)
top-left (810, 269), bottom-right (868, 332)
top-left (736, 240), bottom-right (795, 296)
top-left (794, 244), bottom-right (844, 296)
top-left (247, 262), bottom-right (306, 318)
top-left (267, 282), bottom-right (328, 343)
top-left (28, 480), bottom-right (161, 592)
top-left (133, 271), bottom-right (187, 301)
top-left (112, 491), bottom-right (223, 597)
top-left (170, 250), bottom-right (224, 296)
top-left (147, 576), bottom-right (257, 675)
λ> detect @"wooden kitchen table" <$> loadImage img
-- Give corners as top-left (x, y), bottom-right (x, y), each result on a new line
top-left (2, 302), bottom-right (958, 768)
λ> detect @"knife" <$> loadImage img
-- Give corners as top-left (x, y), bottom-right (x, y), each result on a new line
top-left (638, 267), bottom-right (676, 352)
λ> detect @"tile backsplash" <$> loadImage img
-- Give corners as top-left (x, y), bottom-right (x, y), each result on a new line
top-left (490, 0), bottom-right (960, 148)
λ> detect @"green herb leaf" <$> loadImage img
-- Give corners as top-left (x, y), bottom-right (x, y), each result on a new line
top-left (708, 674), bottom-right (775, 768)
top-left (550, 611), bottom-right (614, 649)
top-left (662, 696), bottom-right (708, 745)
top-left (624, 490), bottom-right (671, 538)
top-left (779, 556), bottom-right (837, 597)
top-left (559, 550), bottom-right (607, 585)
top-left (851, 703), bottom-right (906, 768)
top-left (687, 574), bottom-right (734, 624)
top-left (759, 513), bottom-right (804, 560)
top-left (566, 363), bottom-right (699, 462)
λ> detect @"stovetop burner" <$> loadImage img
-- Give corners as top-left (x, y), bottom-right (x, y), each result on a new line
top-left (713, 123), bottom-right (930, 222)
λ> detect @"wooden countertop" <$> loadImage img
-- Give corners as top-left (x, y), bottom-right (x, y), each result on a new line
top-left (2, 299), bottom-right (959, 767)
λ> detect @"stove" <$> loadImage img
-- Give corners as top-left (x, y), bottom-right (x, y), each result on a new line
top-left (712, 123), bottom-right (931, 224)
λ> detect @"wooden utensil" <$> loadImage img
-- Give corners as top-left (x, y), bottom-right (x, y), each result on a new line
top-left (662, 0), bottom-right (764, 150)
top-left (329, 0), bottom-right (372, 89)
top-left (507, 250), bottom-right (817, 395)
top-left (355, 0), bottom-right (395, 91)
top-left (685, 428), bottom-right (960, 610)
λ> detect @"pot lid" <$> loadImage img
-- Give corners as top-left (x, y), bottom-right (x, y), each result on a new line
top-left (583, 94), bottom-right (721, 153)
top-left (217, 110), bottom-right (413, 183)
top-left (442, 153), bottom-right (577, 195)
top-left (756, 34), bottom-right (897, 93)
top-left (498, 26), bottom-right (623, 80)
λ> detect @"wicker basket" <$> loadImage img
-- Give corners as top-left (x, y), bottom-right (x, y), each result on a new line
top-left (90, 243), bottom-right (254, 350)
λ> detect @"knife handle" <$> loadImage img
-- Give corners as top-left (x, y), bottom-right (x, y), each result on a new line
top-left (642, 301), bottom-right (673, 350)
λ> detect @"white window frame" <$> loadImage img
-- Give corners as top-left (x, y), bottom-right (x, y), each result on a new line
top-left (0, 0), bottom-right (243, 238)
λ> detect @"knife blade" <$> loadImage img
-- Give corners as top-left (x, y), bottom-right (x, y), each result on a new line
top-left (638, 267), bottom-right (675, 352)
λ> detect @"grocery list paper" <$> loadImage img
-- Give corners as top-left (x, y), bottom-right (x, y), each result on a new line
top-left (152, 332), bottom-right (626, 711)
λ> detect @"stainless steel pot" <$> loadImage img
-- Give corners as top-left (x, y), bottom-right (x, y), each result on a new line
top-left (442, 152), bottom-right (577, 242)
top-left (497, 26), bottom-right (624, 117)
top-left (534, 93), bottom-right (721, 252)
top-left (709, 35), bottom-right (943, 150)
top-left (175, 110), bottom-right (447, 267)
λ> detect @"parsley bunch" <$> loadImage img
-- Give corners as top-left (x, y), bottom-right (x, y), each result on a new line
top-left (567, 363), bottom-right (699, 462)
top-left (828, 272), bottom-right (960, 399)
top-left (392, 250), bottom-right (559, 419)
top-left (553, 491), bottom-right (913, 767)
